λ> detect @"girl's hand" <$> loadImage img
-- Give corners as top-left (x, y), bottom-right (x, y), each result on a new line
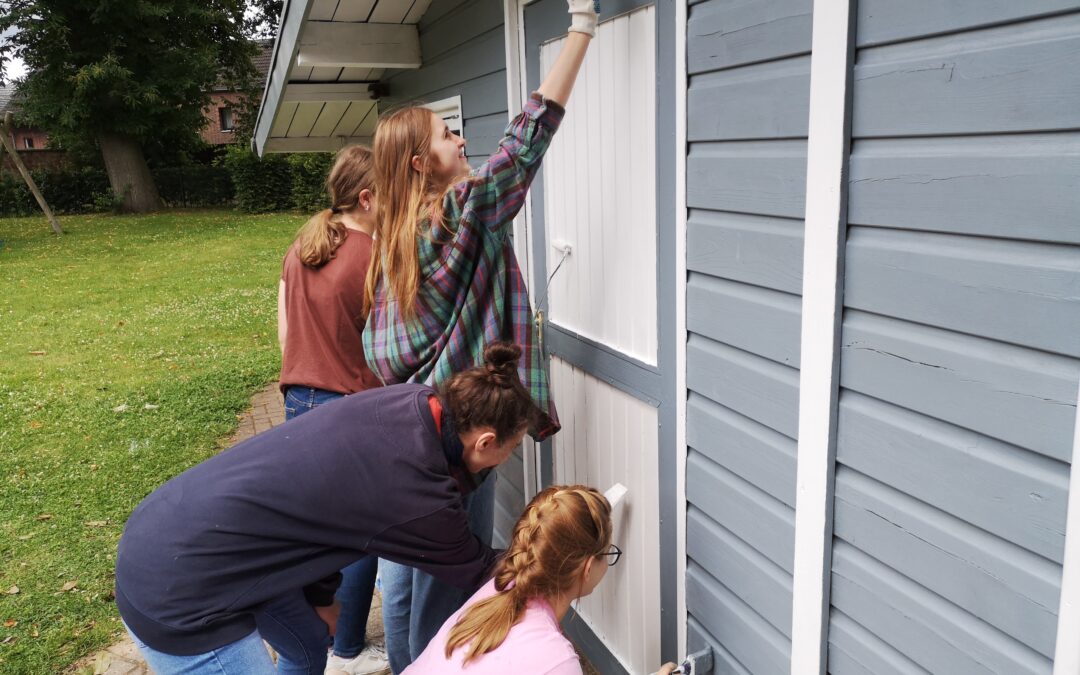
top-left (656, 663), bottom-right (679, 675)
top-left (568, 0), bottom-right (599, 37)
top-left (314, 599), bottom-right (341, 636)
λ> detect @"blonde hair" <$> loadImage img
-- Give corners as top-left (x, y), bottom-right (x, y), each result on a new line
top-left (444, 485), bottom-right (612, 664)
top-left (364, 106), bottom-right (468, 319)
top-left (293, 145), bottom-right (374, 268)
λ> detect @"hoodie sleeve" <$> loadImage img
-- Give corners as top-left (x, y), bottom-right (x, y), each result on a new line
top-left (371, 497), bottom-right (500, 592)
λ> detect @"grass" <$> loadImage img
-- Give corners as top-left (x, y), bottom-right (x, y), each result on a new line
top-left (0, 210), bottom-right (303, 673)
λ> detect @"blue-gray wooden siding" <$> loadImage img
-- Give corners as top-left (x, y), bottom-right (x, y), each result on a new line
top-left (379, 0), bottom-right (525, 548)
top-left (828, 3), bottom-right (1080, 673)
top-left (684, 0), bottom-right (811, 672)
top-left (381, 0), bottom-right (510, 165)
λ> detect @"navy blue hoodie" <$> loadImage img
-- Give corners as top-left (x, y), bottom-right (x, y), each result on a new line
top-left (115, 383), bottom-right (497, 655)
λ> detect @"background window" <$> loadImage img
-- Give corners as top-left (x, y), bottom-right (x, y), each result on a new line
top-left (219, 107), bottom-right (235, 132)
top-left (23, 137), bottom-right (34, 149)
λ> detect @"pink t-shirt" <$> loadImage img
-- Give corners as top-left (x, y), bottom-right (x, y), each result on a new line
top-left (403, 580), bottom-right (583, 675)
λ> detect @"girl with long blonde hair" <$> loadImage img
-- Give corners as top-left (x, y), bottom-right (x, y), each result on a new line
top-left (363, 0), bottom-right (600, 667)
top-left (403, 486), bottom-right (677, 674)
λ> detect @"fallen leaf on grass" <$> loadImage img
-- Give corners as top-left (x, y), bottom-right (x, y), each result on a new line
top-left (1, 635), bottom-right (13, 644)
top-left (61, 580), bottom-right (78, 592)
top-left (84, 520), bottom-right (108, 528)
top-left (5, 586), bottom-right (18, 595)
top-left (143, 403), bottom-right (159, 410)
top-left (111, 404), bottom-right (128, 413)
top-left (3, 619), bottom-right (17, 628)
top-left (35, 513), bottom-right (52, 521)
top-left (16, 534), bottom-right (33, 540)
top-left (28, 421), bottom-right (43, 429)
top-left (28, 350), bottom-right (46, 356)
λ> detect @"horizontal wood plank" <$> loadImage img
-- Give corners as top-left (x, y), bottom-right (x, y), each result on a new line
top-left (840, 310), bottom-right (1080, 462)
top-left (687, 55), bottom-right (810, 141)
top-left (688, 274), bottom-right (802, 367)
top-left (853, 14), bottom-right (1080, 136)
top-left (686, 209), bottom-right (804, 294)
top-left (848, 134), bottom-right (1080, 244)
top-left (687, 392), bottom-right (797, 508)
top-left (687, 0), bottom-right (812, 74)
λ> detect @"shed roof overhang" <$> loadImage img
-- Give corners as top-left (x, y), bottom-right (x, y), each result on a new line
top-left (252, 0), bottom-right (431, 155)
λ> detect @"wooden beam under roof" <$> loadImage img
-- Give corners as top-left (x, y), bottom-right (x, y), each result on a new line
top-left (297, 21), bottom-right (421, 69)
top-left (283, 83), bottom-right (376, 102)
top-left (263, 136), bottom-right (374, 153)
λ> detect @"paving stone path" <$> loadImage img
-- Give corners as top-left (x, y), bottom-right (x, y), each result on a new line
top-left (70, 383), bottom-right (599, 675)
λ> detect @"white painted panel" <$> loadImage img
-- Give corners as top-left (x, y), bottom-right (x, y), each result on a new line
top-left (340, 67), bottom-right (373, 81)
top-left (333, 0), bottom-right (378, 22)
top-left (369, 0), bottom-right (413, 23)
top-left (540, 6), bottom-right (658, 365)
top-left (550, 357), bottom-right (662, 674)
top-left (308, 101), bottom-right (352, 137)
top-left (287, 102), bottom-right (326, 137)
top-left (271, 101), bottom-right (299, 138)
top-left (331, 101), bottom-right (377, 137)
top-left (309, 0), bottom-right (338, 21)
top-left (310, 66), bottom-right (344, 81)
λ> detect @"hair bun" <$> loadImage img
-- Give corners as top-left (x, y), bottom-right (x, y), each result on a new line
top-left (483, 341), bottom-right (522, 386)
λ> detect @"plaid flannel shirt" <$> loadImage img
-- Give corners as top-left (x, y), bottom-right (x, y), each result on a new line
top-left (362, 93), bottom-right (564, 440)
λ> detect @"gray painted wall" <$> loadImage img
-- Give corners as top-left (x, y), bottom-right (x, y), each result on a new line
top-left (381, 0), bottom-right (510, 166)
top-left (380, 0), bottom-right (524, 548)
top-left (684, 0), bottom-right (811, 672)
top-left (828, 4), bottom-right (1080, 673)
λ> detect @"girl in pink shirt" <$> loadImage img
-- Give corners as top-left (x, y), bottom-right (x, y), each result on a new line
top-left (404, 486), bottom-right (678, 675)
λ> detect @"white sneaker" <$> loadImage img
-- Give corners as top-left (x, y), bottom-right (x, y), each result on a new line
top-left (325, 644), bottom-right (390, 675)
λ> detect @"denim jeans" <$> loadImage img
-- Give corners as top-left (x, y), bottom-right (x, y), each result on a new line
top-left (282, 385), bottom-right (379, 660)
top-left (125, 588), bottom-right (332, 674)
top-left (380, 474), bottom-right (496, 673)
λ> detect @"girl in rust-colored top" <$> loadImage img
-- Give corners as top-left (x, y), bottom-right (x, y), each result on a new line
top-left (276, 144), bottom-right (389, 675)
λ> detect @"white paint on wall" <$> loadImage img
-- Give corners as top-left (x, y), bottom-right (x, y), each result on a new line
top-left (539, 7), bottom-right (658, 365)
top-left (674, 0), bottom-right (689, 657)
top-left (550, 356), bottom-right (662, 675)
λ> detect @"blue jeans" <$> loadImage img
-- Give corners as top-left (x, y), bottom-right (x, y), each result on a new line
top-left (283, 386), bottom-right (378, 660)
top-left (381, 474), bottom-right (496, 673)
top-left (125, 589), bottom-right (332, 674)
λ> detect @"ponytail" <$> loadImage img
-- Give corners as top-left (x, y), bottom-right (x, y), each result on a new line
top-left (294, 209), bottom-right (349, 267)
top-left (441, 342), bottom-right (539, 442)
top-left (445, 485), bottom-right (613, 664)
top-left (292, 145), bottom-right (375, 268)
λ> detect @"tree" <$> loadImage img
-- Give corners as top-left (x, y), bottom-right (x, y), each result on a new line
top-left (0, 1), bottom-right (258, 212)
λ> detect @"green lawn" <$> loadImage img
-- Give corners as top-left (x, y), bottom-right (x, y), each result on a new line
top-left (0, 210), bottom-right (303, 673)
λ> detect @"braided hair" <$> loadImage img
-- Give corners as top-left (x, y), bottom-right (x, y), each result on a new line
top-left (440, 341), bottom-right (539, 441)
top-left (443, 485), bottom-right (613, 664)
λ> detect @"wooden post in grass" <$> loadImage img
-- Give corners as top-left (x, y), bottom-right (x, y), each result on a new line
top-left (0, 112), bottom-right (62, 235)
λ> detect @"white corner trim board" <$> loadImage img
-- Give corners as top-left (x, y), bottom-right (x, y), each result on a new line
top-left (789, 1), bottom-right (856, 674)
top-left (674, 0), bottom-right (689, 656)
top-left (1053, 375), bottom-right (1080, 674)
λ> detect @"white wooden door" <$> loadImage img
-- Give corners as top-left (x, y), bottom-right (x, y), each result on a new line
top-left (530, 5), bottom-right (662, 673)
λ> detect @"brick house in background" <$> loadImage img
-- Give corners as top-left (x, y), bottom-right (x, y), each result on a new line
top-left (0, 85), bottom-right (49, 150)
top-left (0, 84), bottom-right (63, 173)
top-left (201, 40), bottom-right (273, 146)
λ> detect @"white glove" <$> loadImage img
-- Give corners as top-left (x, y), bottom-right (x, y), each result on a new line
top-left (568, 0), bottom-right (599, 37)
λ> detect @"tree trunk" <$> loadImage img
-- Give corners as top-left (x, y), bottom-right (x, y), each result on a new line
top-left (98, 133), bottom-right (163, 213)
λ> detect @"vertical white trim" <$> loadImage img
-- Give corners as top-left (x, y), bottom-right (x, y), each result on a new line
top-left (789, 0), bottom-right (855, 673)
top-left (1053, 376), bottom-right (1080, 674)
top-left (674, 0), bottom-right (689, 659)
top-left (504, 0), bottom-right (542, 500)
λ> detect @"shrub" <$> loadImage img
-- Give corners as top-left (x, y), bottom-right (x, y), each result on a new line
top-left (153, 164), bottom-right (235, 208)
top-left (0, 166), bottom-right (110, 215)
top-left (219, 145), bottom-right (293, 213)
top-left (287, 153), bottom-right (334, 212)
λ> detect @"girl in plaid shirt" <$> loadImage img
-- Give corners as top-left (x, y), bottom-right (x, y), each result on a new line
top-left (361, 0), bottom-right (601, 670)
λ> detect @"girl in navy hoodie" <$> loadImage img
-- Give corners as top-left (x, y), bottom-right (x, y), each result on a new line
top-left (115, 342), bottom-right (536, 675)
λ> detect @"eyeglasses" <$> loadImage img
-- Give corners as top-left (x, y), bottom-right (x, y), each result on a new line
top-left (597, 544), bottom-right (622, 566)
